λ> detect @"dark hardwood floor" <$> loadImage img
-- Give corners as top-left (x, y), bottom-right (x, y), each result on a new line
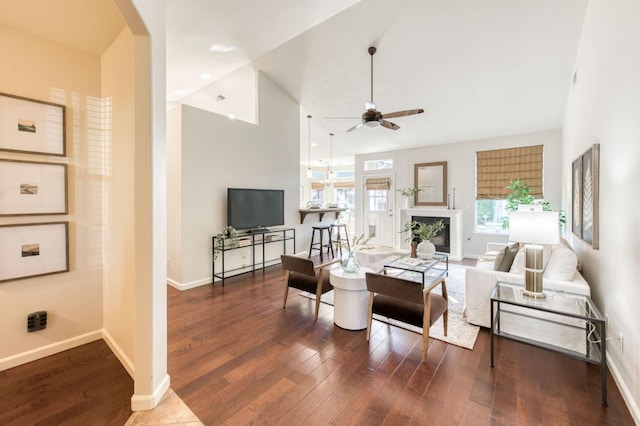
top-left (0, 260), bottom-right (634, 425)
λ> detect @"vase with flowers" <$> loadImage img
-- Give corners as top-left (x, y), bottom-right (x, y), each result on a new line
top-left (400, 219), bottom-right (445, 259)
top-left (338, 233), bottom-right (374, 273)
top-left (397, 187), bottom-right (423, 209)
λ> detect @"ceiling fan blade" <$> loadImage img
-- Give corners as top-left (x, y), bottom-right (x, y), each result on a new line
top-left (324, 116), bottom-right (360, 120)
top-left (380, 120), bottom-right (400, 130)
top-left (382, 108), bottom-right (425, 119)
top-left (347, 122), bottom-right (364, 132)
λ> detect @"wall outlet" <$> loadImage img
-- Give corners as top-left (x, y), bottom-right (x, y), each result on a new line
top-left (618, 332), bottom-right (623, 353)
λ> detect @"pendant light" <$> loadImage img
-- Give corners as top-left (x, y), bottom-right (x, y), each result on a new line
top-left (328, 132), bottom-right (335, 184)
top-left (306, 115), bottom-right (313, 178)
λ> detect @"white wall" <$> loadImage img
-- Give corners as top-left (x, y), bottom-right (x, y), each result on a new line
top-left (101, 26), bottom-right (136, 373)
top-left (562, 0), bottom-right (640, 421)
top-left (0, 25), bottom-right (105, 370)
top-left (168, 72), bottom-right (302, 288)
top-left (355, 128), bottom-right (563, 257)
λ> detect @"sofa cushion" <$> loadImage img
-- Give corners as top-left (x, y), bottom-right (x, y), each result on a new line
top-left (544, 244), bottom-right (578, 281)
top-left (493, 243), bottom-right (519, 272)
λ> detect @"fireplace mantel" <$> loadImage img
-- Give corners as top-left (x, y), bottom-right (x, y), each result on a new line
top-left (400, 209), bottom-right (463, 261)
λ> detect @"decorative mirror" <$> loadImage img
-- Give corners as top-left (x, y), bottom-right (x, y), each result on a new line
top-left (414, 161), bottom-right (447, 206)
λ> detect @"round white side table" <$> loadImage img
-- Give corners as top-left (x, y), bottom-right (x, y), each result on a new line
top-left (329, 266), bottom-right (373, 330)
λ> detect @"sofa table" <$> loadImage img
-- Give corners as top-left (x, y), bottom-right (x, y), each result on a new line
top-left (490, 281), bottom-right (607, 405)
top-left (329, 266), bottom-right (374, 330)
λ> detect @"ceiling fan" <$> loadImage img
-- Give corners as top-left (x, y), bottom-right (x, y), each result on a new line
top-left (344, 46), bottom-right (424, 132)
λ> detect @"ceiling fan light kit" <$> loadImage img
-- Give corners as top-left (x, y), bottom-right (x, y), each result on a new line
top-left (344, 46), bottom-right (424, 132)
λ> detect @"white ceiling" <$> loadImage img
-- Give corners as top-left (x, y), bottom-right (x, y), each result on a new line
top-left (167, 0), bottom-right (588, 166)
top-left (1, 0), bottom-right (588, 167)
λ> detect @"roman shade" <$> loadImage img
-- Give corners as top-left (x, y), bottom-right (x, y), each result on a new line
top-left (333, 181), bottom-right (355, 189)
top-left (476, 145), bottom-right (543, 199)
top-left (310, 182), bottom-right (324, 190)
top-left (365, 177), bottom-right (391, 191)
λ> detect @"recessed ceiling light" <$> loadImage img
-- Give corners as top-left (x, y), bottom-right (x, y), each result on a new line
top-left (201, 73), bottom-right (211, 80)
top-left (174, 89), bottom-right (186, 96)
top-left (311, 143), bottom-right (317, 147)
top-left (227, 114), bottom-right (236, 120)
top-left (208, 44), bottom-right (235, 53)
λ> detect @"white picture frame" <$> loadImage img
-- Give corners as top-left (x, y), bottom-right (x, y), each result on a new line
top-left (0, 222), bottom-right (69, 282)
top-left (0, 92), bottom-right (66, 156)
top-left (0, 159), bottom-right (68, 216)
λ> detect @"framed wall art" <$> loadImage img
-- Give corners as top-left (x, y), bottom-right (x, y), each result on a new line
top-left (581, 144), bottom-right (600, 249)
top-left (0, 159), bottom-right (68, 216)
top-left (571, 156), bottom-right (582, 237)
top-left (0, 92), bottom-right (66, 156)
top-left (0, 222), bottom-right (69, 282)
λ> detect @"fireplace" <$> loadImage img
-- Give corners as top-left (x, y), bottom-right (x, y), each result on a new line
top-left (400, 208), bottom-right (462, 261)
top-left (412, 216), bottom-right (450, 253)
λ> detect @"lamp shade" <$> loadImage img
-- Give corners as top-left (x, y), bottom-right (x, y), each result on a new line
top-left (509, 211), bottom-right (560, 245)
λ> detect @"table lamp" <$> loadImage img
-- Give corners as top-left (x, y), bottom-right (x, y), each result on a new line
top-left (508, 210), bottom-right (560, 298)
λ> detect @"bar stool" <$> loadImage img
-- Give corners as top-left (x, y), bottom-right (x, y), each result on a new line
top-left (330, 223), bottom-right (350, 256)
top-left (308, 225), bottom-right (334, 260)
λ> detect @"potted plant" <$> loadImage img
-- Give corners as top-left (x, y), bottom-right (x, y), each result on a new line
top-left (213, 226), bottom-right (239, 260)
top-left (400, 219), bottom-right (445, 258)
top-left (500, 179), bottom-right (566, 230)
top-left (397, 187), bottom-right (423, 209)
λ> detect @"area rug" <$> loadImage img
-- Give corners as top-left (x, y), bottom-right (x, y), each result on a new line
top-left (300, 263), bottom-right (480, 350)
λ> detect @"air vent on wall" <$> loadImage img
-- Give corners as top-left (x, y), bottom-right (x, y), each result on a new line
top-left (27, 311), bottom-right (47, 332)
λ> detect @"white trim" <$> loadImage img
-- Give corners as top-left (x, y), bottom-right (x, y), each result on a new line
top-left (607, 353), bottom-right (640, 424)
top-left (0, 330), bottom-right (101, 372)
top-left (167, 276), bottom-right (211, 291)
top-left (102, 329), bottom-right (134, 378)
top-left (131, 373), bottom-right (171, 411)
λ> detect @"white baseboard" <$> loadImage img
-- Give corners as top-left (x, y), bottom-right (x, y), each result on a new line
top-left (131, 373), bottom-right (171, 411)
top-left (0, 330), bottom-right (102, 372)
top-left (167, 276), bottom-right (212, 291)
top-left (102, 329), bottom-right (134, 378)
top-left (607, 353), bottom-right (640, 424)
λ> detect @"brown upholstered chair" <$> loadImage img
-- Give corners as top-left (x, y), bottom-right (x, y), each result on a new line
top-left (280, 253), bottom-right (340, 320)
top-left (365, 272), bottom-right (448, 363)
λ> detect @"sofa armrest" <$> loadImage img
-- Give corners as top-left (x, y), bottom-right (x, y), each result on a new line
top-left (464, 266), bottom-right (522, 328)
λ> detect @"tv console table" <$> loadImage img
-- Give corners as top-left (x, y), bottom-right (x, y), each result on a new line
top-left (212, 227), bottom-right (295, 286)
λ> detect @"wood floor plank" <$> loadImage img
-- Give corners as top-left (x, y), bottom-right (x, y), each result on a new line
top-left (0, 260), bottom-right (634, 425)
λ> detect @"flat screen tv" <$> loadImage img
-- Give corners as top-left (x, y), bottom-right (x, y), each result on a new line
top-left (227, 188), bottom-right (285, 232)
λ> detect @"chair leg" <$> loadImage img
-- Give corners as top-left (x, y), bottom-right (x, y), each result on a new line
top-left (443, 310), bottom-right (448, 337)
top-left (422, 324), bottom-right (430, 364)
top-left (314, 287), bottom-right (322, 320)
top-left (366, 293), bottom-right (374, 341)
top-left (283, 272), bottom-right (290, 309)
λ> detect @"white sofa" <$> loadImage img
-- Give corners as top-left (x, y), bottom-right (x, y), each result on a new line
top-left (463, 240), bottom-right (590, 351)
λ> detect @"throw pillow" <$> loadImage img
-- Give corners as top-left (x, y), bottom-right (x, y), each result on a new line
top-left (493, 243), bottom-right (519, 272)
top-left (544, 244), bottom-right (578, 281)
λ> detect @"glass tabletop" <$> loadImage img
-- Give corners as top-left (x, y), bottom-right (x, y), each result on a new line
top-left (492, 281), bottom-right (604, 322)
top-left (383, 253), bottom-right (448, 286)
top-left (384, 252), bottom-right (447, 272)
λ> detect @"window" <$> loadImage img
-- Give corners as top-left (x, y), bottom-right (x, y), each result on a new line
top-left (367, 190), bottom-right (387, 211)
top-left (475, 145), bottom-right (543, 233)
top-left (364, 159), bottom-right (393, 171)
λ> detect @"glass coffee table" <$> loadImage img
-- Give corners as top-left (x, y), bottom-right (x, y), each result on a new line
top-left (383, 253), bottom-right (448, 287)
top-left (490, 281), bottom-right (607, 405)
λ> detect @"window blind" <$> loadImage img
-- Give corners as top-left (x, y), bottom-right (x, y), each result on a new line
top-left (333, 181), bottom-right (355, 189)
top-left (476, 145), bottom-right (543, 199)
top-left (364, 177), bottom-right (390, 191)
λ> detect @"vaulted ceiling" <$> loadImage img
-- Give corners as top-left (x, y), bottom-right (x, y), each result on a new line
top-left (1, 0), bottom-right (588, 166)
